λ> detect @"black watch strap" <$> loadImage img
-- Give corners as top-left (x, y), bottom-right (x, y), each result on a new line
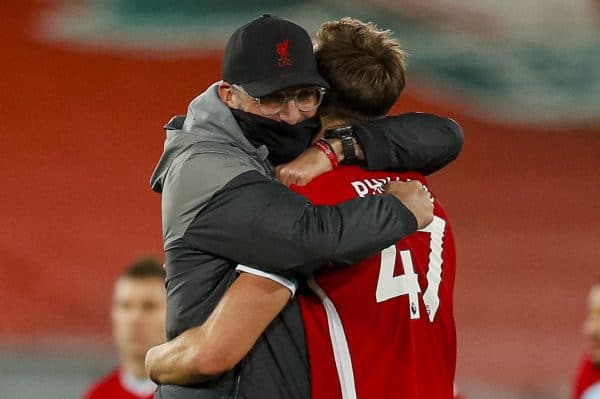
top-left (340, 134), bottom-right (357, 164)
top-left (325, 126), bottom-right (358, 164)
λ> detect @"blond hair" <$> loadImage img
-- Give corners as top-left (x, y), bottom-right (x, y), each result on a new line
top-left (315, 17), bottom-right (406, 121)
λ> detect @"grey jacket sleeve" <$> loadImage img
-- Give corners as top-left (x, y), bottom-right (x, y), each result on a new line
top-left (184, 170), bottom-right (417, 277)
top-left (354, 113), bottom-right (464, 175)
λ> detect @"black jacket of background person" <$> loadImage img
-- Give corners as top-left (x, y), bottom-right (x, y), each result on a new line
top-left (149, 83), bottom-right (463, 399)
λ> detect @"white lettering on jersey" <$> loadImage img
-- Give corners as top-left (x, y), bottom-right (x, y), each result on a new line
top-left (376, 247), bottom-right (422, 319)
top-left (350, 176), bottom-right (403, 197)
top-left (350, 181), bottom-right (369, 197)
top-left (375, 215), bottom-right (447, 322)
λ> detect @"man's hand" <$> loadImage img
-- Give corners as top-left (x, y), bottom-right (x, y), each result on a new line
top-left (145, 329), bottom-right (213, 385)
top-left (276, 146), bottom-right (333, 187)
top-left (384, 180), bottom-right (434, 229)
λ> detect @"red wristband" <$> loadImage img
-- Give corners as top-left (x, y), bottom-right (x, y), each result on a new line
top-left (313, 139), bottom-right (340, 169)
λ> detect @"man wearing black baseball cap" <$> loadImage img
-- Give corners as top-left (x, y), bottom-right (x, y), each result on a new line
top-left (149, 14), bottom-right (462, 399)
top-left (222, 14), bottom-right (329, 97)
top-left (199, 14), bottom-right (336, 166)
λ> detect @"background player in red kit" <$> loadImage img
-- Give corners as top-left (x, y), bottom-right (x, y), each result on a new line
top-left (145, 18), bottom-right (461, 399)
top-left (572, 277), bottom-right (600, 399)
top-left (83, 258), bottom-right (166, 399)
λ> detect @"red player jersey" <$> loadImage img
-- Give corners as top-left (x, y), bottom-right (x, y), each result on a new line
top-left (572, 353), bottom-right (600, 399)
top-left (82, 368), bottom-right (156, 399)
top-left (294, 166), bottom-right (457, 399)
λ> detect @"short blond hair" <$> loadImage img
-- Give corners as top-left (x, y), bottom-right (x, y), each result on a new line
top-left (315, 17), bottom-right (406, 121)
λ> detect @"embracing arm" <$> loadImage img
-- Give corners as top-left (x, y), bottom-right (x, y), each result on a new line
top-left (276, 113), bottom-right (463, 186)
top-left (145, 273), bottom-right (291, 385)
top-left (185, 169), bottom-right (429, 276)
top-left (353, 113), bottom-right (463, 174)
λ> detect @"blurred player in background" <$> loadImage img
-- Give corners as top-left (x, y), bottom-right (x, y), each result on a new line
top-left (83, 257), bottom-right (165, 399)
top-left (572, 277), bottom-right (600, 399)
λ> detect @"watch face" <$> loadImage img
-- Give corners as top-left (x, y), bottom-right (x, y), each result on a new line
top-left (326, 126), bottom-right (353, 138)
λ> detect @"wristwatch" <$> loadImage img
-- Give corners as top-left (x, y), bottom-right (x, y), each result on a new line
top-left (324, 126), bottom-right (358, 164)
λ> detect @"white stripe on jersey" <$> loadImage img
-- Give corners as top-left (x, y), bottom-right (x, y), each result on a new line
top-left (307, 277), bottom-right (357, 399)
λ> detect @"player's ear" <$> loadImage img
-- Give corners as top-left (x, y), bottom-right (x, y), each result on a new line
top-left (218, 81), bottom-right (239, 109)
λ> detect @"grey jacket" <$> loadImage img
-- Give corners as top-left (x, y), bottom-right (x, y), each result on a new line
top-left (149, 83), bottom-right (463, 399)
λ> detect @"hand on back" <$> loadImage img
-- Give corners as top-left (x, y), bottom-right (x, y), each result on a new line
top-left (384, 180), bottom-right (434, 229)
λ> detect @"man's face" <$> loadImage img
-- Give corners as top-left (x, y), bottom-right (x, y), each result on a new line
top-left (220, 83), bottom-right (318, 125)
top-left (111, 277), bottom-right (166, 360)
top-left (584, 284), bottom-right (600, 362)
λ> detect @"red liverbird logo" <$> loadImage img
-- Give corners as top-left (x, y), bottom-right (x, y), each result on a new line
top-left (276, 39), bottom-right (292, 67)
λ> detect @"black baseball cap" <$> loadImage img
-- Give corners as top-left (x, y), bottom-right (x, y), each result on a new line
top-left (222, 14), bottom-right (329, 97)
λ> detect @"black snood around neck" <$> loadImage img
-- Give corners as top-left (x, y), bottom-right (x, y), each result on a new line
top-left (231, 109), bottom-right (321, 166)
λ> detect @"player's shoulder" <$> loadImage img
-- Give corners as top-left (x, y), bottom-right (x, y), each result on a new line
top-left (82, 368), bottom-right (121, 399)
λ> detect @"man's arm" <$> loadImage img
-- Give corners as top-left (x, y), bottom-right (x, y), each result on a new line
top-left (182, 166), bottom-right (431, 276)
top-left (353, 113), bottom-right (463, 174)
top-left (276, 113), bottom-right (463, 186)
top-left (145, 273), bottom-right (291, 385)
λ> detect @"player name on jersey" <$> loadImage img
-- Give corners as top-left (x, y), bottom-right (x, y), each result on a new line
top-left (350, 176), bottom-right (405, 197)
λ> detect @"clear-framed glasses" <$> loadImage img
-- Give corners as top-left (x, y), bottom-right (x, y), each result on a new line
top-left (233, 84), bottom-right (326, 116)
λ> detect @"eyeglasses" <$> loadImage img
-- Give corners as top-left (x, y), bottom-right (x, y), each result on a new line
top-left (232, 84), bottom-right (326, 116)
